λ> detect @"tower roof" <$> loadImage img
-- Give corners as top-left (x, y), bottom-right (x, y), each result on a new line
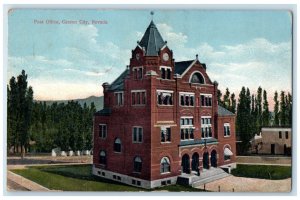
top-left (138, 20), bottom-right (166, 56)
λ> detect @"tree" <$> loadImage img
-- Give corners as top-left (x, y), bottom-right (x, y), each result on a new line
top-left (230, 93), bottom-right (236, 113)
top-left (286, 93), bottom-right (292, 126)
top-left (7, 77), bottom-right (18, 153)
top-left (279, 91), bottom-right (286, 125)
top-left (7, 70), bottom-right (33, 157)
top-left (273, 91), bottom-right (279, 126)
top-left (223, 88), bottom-right (231, 110)
top-left (236, 87), bottom-right (253, 154)
top-left (217, 89), bottom-right (223, 106)
top-left (256, 87), bottom-right (263, 128)
top-left (262, 90), bottom-right (270, 126)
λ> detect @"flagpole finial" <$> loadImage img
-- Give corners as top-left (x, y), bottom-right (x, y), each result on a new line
top-left (150, 11), bottom-right (154, 20)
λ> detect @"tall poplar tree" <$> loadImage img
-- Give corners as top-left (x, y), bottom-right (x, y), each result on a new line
top-left (223, 88), bottom-right (231, 110)
top-left (230, 93), bottom-right (236, 113)
top-left (273, 91), bottom-right (279, 126)
top-left (256, 87), bottom-right (263, 128)
top-left (236, 87), bottom-right (253, 154)
top-left (279, 91), bottom-right (286, 125)
top-left (262, 90), bottom-right (270, 126)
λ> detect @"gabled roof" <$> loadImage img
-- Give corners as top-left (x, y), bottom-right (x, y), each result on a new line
top-left (174, 60), bottom-right (194, 75)
top-left (138, 20), bottom-right (166, 56)
top-left (108, 69), bottom-right (129, 91)
top-left (218, 105), bottom-right (235, 116)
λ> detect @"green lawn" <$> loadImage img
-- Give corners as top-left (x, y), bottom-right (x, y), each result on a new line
top-left (231, 164), bottom-right (291, 180)
top-left (11, 164), bottom-right (205, 192)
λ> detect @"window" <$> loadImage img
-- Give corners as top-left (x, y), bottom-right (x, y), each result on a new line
top-left (114, 138), bottom-right (122, 152)
top-left (133, 67), bottom-right (143, 80)
top-left (179, 92), bottom-right (195, 107)
top-left (132, 90), bottom-right (146, 106)
top-left (279, 131), bottom-right (282, 139)
top-left (200, 94), bottom-right (212, 107)
top-left (157, 90), bottom-right (173, 105)
top-left (285, 131), bottom-right (288, 139)
top-left (133, 157), bottom-right (142, 173)
top-left (224, 147), bottom-right (233, 161)
top-left (180, 117), bottom-right (194, 140)
top-left (201, 117), bottom-right (212, 138)
top-left (99, 124), bottom-right (107, 138)
top-left (167, 69), bottom-right (171, 79)
top-left (160, 66), bottom-right (171, 80)
top-left (224, 123), bottom-right (230, 137)
top-left (133, 127), bottom-right (143, 143)
top-left (142, 92), bottom-right (146, 104)
top-left (224, 155), bottom-right (231, 161)
top-left (160, 157), bottom-right (170, 173)
top-left (115, 92), bottom-right (124, 106)
top-left (190, 72), bottom-right (204, 84)
top-left (137, 92), bottom-right (140, 104)
top-left (99, 151), bottom-right (106, 165)
top-left (161, 126), bottom-right (171, 142)
top-left (161, 68), bottom-right (166, 79)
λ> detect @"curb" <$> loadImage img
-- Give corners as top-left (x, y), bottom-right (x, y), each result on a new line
top-left (7, 171), bottom-right (51, 191)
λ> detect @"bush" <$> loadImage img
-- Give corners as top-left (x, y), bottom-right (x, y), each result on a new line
top-left (231, 164), bottom-right (291, 180)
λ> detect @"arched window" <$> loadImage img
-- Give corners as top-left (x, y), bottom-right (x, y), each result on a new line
top-left (99, 150), bottom-right (106, 165)
top-left (114, 138), bottom-right (122, 152)
top-left (160, 157), bottom-right (170, 173)
top-left (190, 72), bottom-right (205, 84)
top-left (134, 156), bottom-right (142, 172)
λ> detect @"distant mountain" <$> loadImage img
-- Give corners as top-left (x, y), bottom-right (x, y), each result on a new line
top-left (37, 96), bottom-right (104, 111)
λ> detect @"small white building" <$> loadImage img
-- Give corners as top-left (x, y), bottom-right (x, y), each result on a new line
top-left (251, 127), bottom-right (291, 155)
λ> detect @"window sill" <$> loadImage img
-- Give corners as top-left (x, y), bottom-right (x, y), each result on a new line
top-left (161, 141), bottom-right (171, 144)
top-left (133, 141), bottom-right (143, 144)
top-left (201, 106), bottom-right (212, 108)
top-left (132, 104), bottom-right (146, 107)
top-left (224, 135), bottom-right (231, 138)
top-left (114, 151), bottom-right (122, 154)
top-left (157, 105), bottom-right (174, 107)
top-left (180, 139), bottom-right (194, 141)
top-left (160, 172), bottom-right (171, 175)
top-left (180, 105), bottom-right (195, 107)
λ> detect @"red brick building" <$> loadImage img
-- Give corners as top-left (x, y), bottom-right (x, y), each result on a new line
top-left (93, 19), bottom-right (236, 189)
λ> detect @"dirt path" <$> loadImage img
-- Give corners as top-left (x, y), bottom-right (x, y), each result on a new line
top-left (196, 175), bottom-right (291, 192)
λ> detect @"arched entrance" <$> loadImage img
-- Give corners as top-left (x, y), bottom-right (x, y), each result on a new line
top-left (203, 152), bottom-right (209, 169)
top-left (191, 153), bottom-right (199, 172)
top-left (181, 154), bottom-right (190, 174)
top-left (210, 150), bottom-right (217, 167)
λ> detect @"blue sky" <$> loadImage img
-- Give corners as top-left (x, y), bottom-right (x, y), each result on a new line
top-left (8, 9), bottom-right (292, 104)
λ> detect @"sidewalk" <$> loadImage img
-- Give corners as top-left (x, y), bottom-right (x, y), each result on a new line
top-left (196, 175), bottom-right (291, 192)
top-left (7, 171), bottom-right (51, 192)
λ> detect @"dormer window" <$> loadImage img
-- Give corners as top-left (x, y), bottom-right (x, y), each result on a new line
top-left (160, 66), bottom-right (172, 80)
top-left (190, 71), bottom-right (205, 84)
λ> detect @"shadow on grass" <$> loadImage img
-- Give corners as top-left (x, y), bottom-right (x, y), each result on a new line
top-left (26, 164), bottom-right (207, 192)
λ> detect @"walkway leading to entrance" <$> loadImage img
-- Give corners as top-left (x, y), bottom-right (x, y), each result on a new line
top-left (195, 176), bottom-right (291, 192)
top-left (178, 167), bottom-right (230, 187)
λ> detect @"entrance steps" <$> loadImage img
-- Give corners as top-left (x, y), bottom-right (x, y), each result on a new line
top-left (177, 168), bottom-right (231, 187)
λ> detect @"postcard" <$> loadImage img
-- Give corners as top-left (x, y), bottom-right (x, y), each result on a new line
top-left (6, 8), bottom-right (293, 193)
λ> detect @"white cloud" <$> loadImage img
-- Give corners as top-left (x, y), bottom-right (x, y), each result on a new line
top-left (157, 23), bottom-right (188, 48)
top-left (63, 68), bottom-right (106, 77)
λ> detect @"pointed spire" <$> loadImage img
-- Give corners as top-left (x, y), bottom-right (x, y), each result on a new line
top-left (138, 17), bottom-right (165, 56)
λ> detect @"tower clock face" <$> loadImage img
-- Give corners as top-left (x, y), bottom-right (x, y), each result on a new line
top-left (136, 53), bottom-right (140, 60)
top-left (163, 53), bottom-right (169, 61)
